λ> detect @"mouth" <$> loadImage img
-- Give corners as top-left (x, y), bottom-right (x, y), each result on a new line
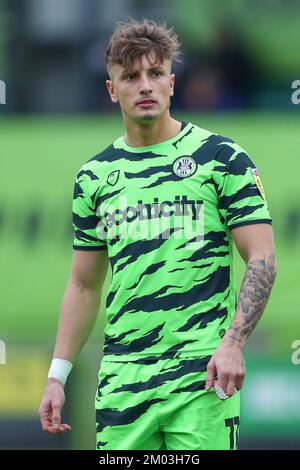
top-left (136, 98), bottom-right (157, 108)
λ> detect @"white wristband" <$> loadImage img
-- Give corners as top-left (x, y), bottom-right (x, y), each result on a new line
top-left (48, 358), bottom-right (73, 386)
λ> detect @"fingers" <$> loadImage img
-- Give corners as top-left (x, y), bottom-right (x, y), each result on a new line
top-left (39, 404), bottom-right (71, 435)
top-left (235, 373), bottom-right (245, 391)
top-left (216, 371), bottom-right (229, 396)
top-left (222, 368), bottom-right (245, 394)
top-left (206, 350), bottom-right (246, 400)
top-left (40, 415), bottom-right (71, 434)
top-left (205, 359), bottom-right (216, 391)
top-left (43, 423), bottom-right (71, 435)
top-left (52, 403), bottom-right (62, 428)
top-left (213, 381), bottom-right (230, 400)
top-left (213, 376), bottom-right (241, 401)
top-left (225, 379), bottom-right (237, 397)
top-left (39, 405), bottom-right (52, 432)
top-left (210, 368), bottom-right (242, 400)
top-left (235, 361), bottom-right (246, 391)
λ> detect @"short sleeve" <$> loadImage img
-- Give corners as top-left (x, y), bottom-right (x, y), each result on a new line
top-left (213, 142), bottom-right (272, 229)
top-left (72, 170), bottom-right (107, 251)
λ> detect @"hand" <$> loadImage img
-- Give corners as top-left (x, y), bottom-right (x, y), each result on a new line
top-left (205, 340), bottom-right (246, 399)
top-left (38, 378), bottom-right (71, 434)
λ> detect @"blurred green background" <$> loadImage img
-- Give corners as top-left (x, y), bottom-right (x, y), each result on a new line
top-left (1, 0), bottom-right (300, 450)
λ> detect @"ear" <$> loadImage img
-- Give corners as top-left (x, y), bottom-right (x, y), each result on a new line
top-left (106, 79), bottom-right (119, 103)
top-left (170, 73), bottom-right (175, 97)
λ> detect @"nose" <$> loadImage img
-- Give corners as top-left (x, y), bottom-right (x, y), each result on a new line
top-left (139, 74), bottom-right (153, 95)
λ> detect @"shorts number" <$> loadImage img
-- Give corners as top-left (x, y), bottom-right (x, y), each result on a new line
top-left (225, 416), bottom-right (240, 450)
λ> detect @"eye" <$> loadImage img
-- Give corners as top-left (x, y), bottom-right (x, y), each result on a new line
top-left (127, 73), bottom-right (137, 81)
top-left (152, 70), bottom-right (162, 77)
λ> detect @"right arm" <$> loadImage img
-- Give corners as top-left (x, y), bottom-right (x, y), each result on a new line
top-left (53, 249), bottom-right (108, 362)
top-left (38, 249), bottom-right (109, 434)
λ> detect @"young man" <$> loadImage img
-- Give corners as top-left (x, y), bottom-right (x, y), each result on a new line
top-left (38, 19), bottom-right (277, 450)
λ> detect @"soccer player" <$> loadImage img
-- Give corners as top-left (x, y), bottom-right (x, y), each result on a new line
top-left (38, 18), bottom-right (277, 450)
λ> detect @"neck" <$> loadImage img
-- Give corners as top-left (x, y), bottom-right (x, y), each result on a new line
top-left (123, 113), bottom-right (182, 148)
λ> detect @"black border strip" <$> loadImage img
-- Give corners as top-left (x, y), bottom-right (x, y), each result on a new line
top-left (73, 245), bottom-right (107, 251)
top-left (229, 219), bottom-right (273, 230)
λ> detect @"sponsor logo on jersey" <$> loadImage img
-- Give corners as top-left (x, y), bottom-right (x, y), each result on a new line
top-left (251, 168), bottom-right (265, 200)
top-left (96, 195), bottom-right (204, 245)
top-left (173, 156), bottom-right (197, 178)
top-left (107, 170), bottom-right (120, 186)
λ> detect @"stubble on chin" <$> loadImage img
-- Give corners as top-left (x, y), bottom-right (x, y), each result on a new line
top-left (137, 100), bottom-right (171, 123)
top-left (140, 113), bottom-right (156, 121)
top-left (125, 108), bottom-right (157, 123)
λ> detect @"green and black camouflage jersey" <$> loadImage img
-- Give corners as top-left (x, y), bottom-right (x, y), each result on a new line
top-left (72, 122), bottom-right (272, 362)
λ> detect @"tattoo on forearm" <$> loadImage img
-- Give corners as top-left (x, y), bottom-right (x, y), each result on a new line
top-left (228, 254), bottom-right (277, 344)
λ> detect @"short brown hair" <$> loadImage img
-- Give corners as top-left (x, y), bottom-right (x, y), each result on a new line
top-left (105, 18), bottom-right (182, 73)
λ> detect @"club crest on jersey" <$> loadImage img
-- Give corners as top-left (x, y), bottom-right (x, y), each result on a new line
top-left (173, 156), bottom-right (197, 178)
top-left (107, 170), bottom-right (120, 186)
top-left (251, 168), bottom-right (265, 200)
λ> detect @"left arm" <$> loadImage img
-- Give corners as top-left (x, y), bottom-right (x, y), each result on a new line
top-left (205, 223), bottom-right (277, 397)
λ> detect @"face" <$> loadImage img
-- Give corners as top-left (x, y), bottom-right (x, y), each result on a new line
top-left (106, 53), bottom-right (175, 123)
